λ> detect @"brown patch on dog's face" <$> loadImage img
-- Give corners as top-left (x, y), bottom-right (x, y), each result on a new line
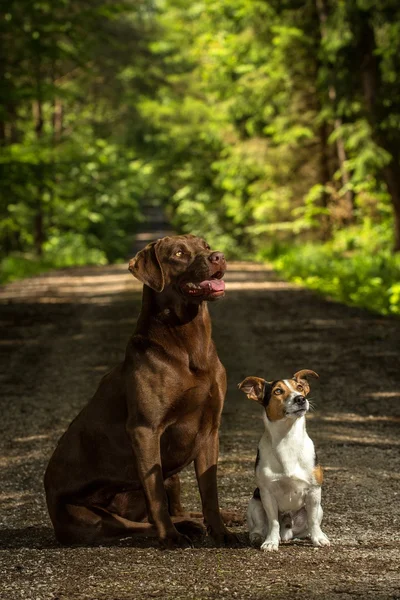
top-left (129, 235), bottom-right (227, 301)
top-left (313, 465), bottom-right (324, 485)
top-left (266, 381), bottom-right (291, 421)
top-left (295, 379), bottom-right (310, 396)
top-left (266, 379), bottom-right (309, 421)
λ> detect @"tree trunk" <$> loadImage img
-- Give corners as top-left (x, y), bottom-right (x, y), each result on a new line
top-left (317, 121), bottom-right (333, 239)
top-left (356, 11), bottom-right (400, 252)
top-left (383, 155), bottom-right (400, 252)
top-left (318, 121), bottom-right (331, 204)
top-left (316, 0), bottom-right (354, 222)
top-left (33, 91), bottom-right (44, 257)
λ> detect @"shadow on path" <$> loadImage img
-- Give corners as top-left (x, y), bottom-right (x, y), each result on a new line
top-left (0, 240), bottom-right (399, 598)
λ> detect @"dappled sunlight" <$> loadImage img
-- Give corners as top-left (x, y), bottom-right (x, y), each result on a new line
top-left (0, 450), bottom-right (43, 468)
top-left (323, 432), bottom-right (400, 447)
top-left (227, 262), bottom-right (274, 272)
top-left (308, 410), bottom-right (400, 447)
top-left (13, 433), bottom-right (54, 443)
top-left (367, 391), bottom-right (400, 399)
top-left (0, 264), bottom-right (141, 304)
top-left (308, 412), bottom-right (400, 424)
top-left (0, 492), bottom-right (33, 510)
top-left (135, 230), bottom-right (173, 243)
top-left (0, 260), bottom-right (286, 304)
top-left (225, 262), bottom-right (298, 290)
top-left (226, 280), bottom-right (298, 291)
top-left (1, 0), bottom-right (400, 589)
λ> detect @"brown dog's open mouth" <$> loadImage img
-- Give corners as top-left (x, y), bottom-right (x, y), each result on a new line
top-left (180, 272), bottom-right (225, 299)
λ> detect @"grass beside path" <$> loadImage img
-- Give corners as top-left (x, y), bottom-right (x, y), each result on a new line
top-left (259, 242), bottom-right (400, 317)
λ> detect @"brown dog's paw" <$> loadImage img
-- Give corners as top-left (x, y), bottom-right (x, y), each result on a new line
top-left (212, 531), bottom-right (243, 548)
top-left (220, 509), bottom-right (245, 527)
top-left (159, 531), bottom-right (193, 550)
top-left (175, 518), bottom-right (206, 539)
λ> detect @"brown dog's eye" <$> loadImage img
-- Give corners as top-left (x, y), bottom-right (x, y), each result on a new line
top-left (274, 389), bottom-right (283, 395)
top-left (175, 250), bottom-right (184, 257)
top-left (297, 385), bottom-right (303, 392)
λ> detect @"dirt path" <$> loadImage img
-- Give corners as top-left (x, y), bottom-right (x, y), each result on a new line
top-left (0, 252), bottom-right (399, 599)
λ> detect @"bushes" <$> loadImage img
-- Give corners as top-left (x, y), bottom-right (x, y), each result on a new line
top-left (0, 233), bottom-right (107, 284)
top-left (259, 238), bottom-right (400, 316)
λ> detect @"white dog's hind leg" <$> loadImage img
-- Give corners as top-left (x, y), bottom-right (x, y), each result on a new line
top-left (292, 507), bottom-right (309, 539)
top-left (279, 512), bottom-right (294, 542)
top-left (247, 495), bottom-right (267, 547)
top-left (306, 488), bottom-right (330, 547)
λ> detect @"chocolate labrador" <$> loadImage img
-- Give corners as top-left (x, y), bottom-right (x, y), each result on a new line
top-left (44, 235), bottom-right (239, 548)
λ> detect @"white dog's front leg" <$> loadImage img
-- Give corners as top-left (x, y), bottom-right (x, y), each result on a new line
top-left (306, 487), bottom-right (330, 547)
top-left (259, 488), bottom-right (280, 552)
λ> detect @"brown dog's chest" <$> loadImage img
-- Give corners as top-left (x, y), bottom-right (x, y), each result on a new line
top-left (159, 382), bottom-right (221, 475)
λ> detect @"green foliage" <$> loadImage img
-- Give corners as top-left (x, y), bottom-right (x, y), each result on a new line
top-left (1, 234), bottom-right (107, 284)
top-left (1, 0), bottom-right (400, 319)
top-left (0, 0), bottom-right (159, 278)
top-left (259, 226), bottom-right (400, 316)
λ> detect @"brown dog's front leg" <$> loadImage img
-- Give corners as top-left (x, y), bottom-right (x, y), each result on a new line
top-left (129, 426), bottom-right (192, 549)
top-left (194, 430), bottom-right (239, 547)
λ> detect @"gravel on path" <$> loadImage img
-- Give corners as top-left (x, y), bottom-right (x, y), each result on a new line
top-left (0, 259), bottom-right (399, 599)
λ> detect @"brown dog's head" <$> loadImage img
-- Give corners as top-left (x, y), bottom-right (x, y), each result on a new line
top-left (128, 235), bottom-right (227, 301)
top-left (238, 369), bottom-right (319, 421)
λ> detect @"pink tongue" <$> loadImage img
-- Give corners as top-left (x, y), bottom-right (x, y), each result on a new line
top-left (198, 279), bottom-right (225, 293)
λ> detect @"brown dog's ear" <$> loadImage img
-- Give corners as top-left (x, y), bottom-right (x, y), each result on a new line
top-left (128, 239), bottom-right (165, 292)
top-left (293, 369), bottom-right (319, 382)
top-left (238, 376), bottom-right (266, 403)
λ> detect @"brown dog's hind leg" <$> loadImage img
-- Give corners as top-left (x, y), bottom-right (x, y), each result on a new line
top-left (106, 489), bottom-right (148, 523)
top-left (165, 474), bottom-right (187, 517)
top-left (165, 474), bottom-right (243, 528)
top-left (165, 475), bottom-right (206, 537)
top-left (54, 503), bottom-right (157, 546)
top-left (172, 517), bottom-right (205, 538)
top-left (219, 510), bottom-right (244, 526)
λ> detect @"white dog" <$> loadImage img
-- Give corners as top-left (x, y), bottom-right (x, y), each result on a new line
top-left (238, 369), bottom-right (330, 552)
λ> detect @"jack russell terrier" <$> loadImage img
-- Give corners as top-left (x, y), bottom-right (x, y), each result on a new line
top-left (238, 369), bottom-right (330, 552)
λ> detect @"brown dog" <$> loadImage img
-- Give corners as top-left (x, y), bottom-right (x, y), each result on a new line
top-left (44, 235), bottom-right (238, 548)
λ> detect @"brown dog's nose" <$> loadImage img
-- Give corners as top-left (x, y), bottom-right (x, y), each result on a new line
top-left (208, 251), bottom-right (225, 265)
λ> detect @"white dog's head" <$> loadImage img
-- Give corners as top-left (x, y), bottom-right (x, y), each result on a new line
top-left (238, 369), bottom-right (319, 421)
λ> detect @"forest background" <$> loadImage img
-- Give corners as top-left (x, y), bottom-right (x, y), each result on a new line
top-left (1, 0), bottom-right (400, 315)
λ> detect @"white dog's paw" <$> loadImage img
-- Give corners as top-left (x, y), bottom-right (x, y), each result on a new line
top-left (311, 531), bottom-right (330, 547)
top-left (249, 533), bottom-right (264, 548)
top-left (261, 538), bottom-right (279, 552)
top-left (280, 527), bottom-right (293, 542)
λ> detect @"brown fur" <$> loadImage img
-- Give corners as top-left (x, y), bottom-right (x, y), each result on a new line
top-left (237, 377), bottom-right (265, 402)
top-left (313, 465), bottom-right (324, 485)
top-left (44, 235), bottom-right (239, 549)
top-left (266, 393), bottom-right (285, 421)
top-left (266, 381), bottom-right (294, 421)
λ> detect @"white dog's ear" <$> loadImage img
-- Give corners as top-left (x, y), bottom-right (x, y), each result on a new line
top-left (238, 377), bottom-right (266, 403)
top-left (293, 369), bottom-right (319, 382)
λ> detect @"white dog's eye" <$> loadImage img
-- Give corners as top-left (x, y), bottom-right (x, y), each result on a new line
top-left (274, 389), bottom-right (283, 395)
top-left (297, 385), bottom-right (303, 392)
top-left (175, 250), bottom-right (183, 257)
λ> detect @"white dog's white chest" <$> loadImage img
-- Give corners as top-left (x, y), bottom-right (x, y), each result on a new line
top-left (267, 474), bottom-right (310, 512)
top-left (257, 428), bottom-right (315, 513)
